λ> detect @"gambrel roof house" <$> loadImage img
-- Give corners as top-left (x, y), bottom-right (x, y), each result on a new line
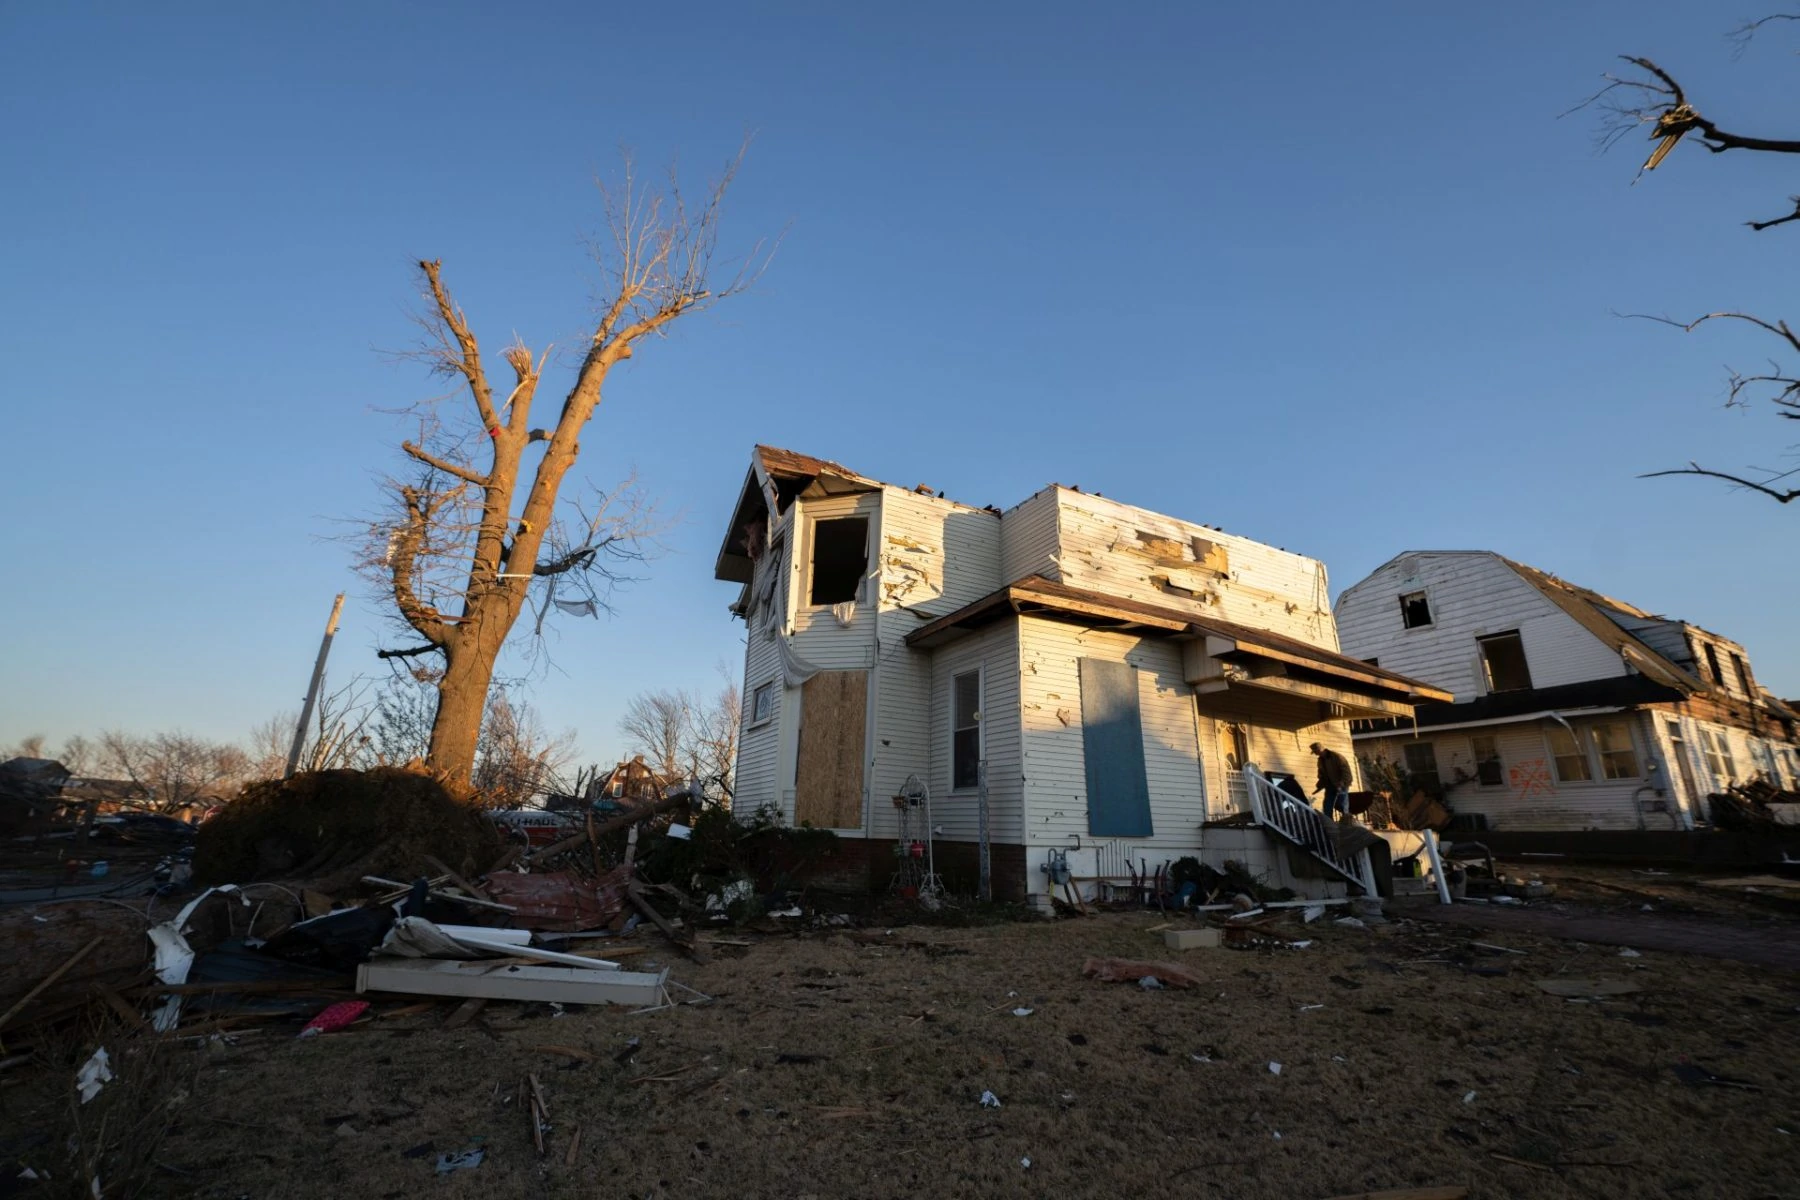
top-left (1336, 552), bottom-right (1800, 833)
top-left (714, 446), bottom-right (1449, 903)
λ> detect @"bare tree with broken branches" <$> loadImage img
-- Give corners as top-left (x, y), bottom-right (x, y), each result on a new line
top-left (364, 149), bottom-right (770, 785)
top-left (1576, 19), bottom-right (1800, 502)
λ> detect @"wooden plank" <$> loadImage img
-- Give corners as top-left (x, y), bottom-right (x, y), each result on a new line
top-left (794, 669), bottom-right (867, 829)
top-left (421, 854), bottom-right (494, 903)
top-left (628, 888), bottom-right (711, 965)
top-left (97, 987), bottom-right (148, 1030)
top-left (357, 959), bottom-right (668, 1007)
top-left (0, 936), bottom-right (102, 1032)
top-left (443, 997), bottom-right (487, 1030)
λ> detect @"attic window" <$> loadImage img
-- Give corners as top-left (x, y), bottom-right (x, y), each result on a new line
top-left (1399, 591), bottom-right (1432, 629)
top-left (1478, 631), bottom-right (1532, 693)
top-left (808, 517), bottom-right (868, 606)
top-left (1731, 652), bottom-right (1753, 698)
top-left (1704, 642), bottom-right (1725, 686)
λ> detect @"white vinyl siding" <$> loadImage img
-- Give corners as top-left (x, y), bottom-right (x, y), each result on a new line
top-left (998, 487), bottom-right (1062, 585)
top-left (926, 623), bottom-right (1021, 843)
top-left (867, 487), bottom-right (1003, 843)
top-left (1336, 553), bottom-right (1629, 701)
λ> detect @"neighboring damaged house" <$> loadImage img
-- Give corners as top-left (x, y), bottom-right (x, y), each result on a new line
top-left (1336, 552), bottom-right (1800, 832)
top-left (714, 446), bottom-right (1448, 902)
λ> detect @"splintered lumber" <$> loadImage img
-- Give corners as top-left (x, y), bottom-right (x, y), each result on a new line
top-left (0, 936), bottom-right (102, 1033)
top-left (628, 886), bottom-right (710, 965)
top-left (357, 959), bottom-right (668, 1007)
top-left (527, 792), bottom-right (693, 864)
top-left (421, 854), bottom-right (494, 903)
top-left (360, 877), bottom-right (516, 913)
top-left (443, 997), bottom-right (487, 1030)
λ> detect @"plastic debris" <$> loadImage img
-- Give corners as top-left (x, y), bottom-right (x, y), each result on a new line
top-left (1333, 916), bottom-right (1367, 929)
top-left (76, 1048), bottom-right (113, 1104)
top-left (1301, 904), bottom-right (1325, 923)
top-left (1190, 1053), bottom-right (1212, 1063)
top-left (1138, 977), bottom-right (1163, 990)
top-left (1288, 940), bottom-right (1313, 950)
top-left (979, 1090), bottom-right (1002, 1108)
top-left (435, 1147), bottom-right (485, 1173)
top-left (1011, 1007), bottom-right (1034, 1017)
top-left (1272, 1131), bottom-right (1282, 1140)
top-left (1299, 1004), bottom-right (1324, 1012)
top-left (1021, 1158), bottom-right (1031, 1169)
top-left (1641, 904), bottom-right (1654, 912)
top-left (1268, 1062), bottom-right (1282, 1075)
top-left (1463, 1091), bottom-right (1476, 1104)
top-left (1619, 948), bottom-right (1642, 958)
top-left (298, 1000), bottom-right (371, 1039)
top-left (769, 906), bottom-right (803, 918)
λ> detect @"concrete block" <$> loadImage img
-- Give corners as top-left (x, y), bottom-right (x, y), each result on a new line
top-left (1163, 928), bottom-right (1221, 950)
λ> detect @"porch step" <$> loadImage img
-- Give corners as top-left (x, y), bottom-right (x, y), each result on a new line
top-left (1241, 766), bottom-right (1375, 894)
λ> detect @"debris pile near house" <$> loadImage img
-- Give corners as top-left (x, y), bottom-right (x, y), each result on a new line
top-left (1707, 779), bottom-right (1800, 832)
top-left (192, 766), bottom-right (503, 891)
top-left (0, 769), bottom-right (736, 1064)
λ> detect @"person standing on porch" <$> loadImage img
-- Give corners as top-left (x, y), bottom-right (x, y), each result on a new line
top-left (1310, 742), bottom-right (1352, 821)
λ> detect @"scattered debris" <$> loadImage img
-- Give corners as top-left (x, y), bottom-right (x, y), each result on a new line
top-left (1619, 948), bottom-right (1642, 958)
top-left (1011, 1007), bottom-right (1033, 1017)
top-left (75, 1047), bottom-right (113, 1103)
top-left (1533, 979), bottom-right (1642, 999)
top-left (979, 1090), bottom-right (1001, 1108)
top-left (1082, 958), bottom-right (1203, 989)
top-left (1268, 1061), bottom-right (1282, 1075)
top-left (435, 1146), bottom-right (485, 1173)
top-left (297, 999), bottom-right (370, 1038)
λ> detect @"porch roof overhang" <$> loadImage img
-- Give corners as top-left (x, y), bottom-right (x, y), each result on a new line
top-left (906, 575), bottom-right (1452, 725)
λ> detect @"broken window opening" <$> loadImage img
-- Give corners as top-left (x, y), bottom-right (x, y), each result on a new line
top-left (952, 670), bottom-right (982, 791)
top-left (1402, 741), bottom-right (1441, 795)
top-left (1703, 642), bottom-right (1725, 686)
top-left (1477, 630), bottom-right (1532, 693)
top-left (1399, 591), bottom-right (1432, 629)
top-left (1547, 725), bottom-right (1592, 783)
top-left (807, 517), bottom-right (868, 607)
top-left (1731, 652), bottom-right (1753, 699)
top-left (750, 681), bottom-right (774, 726)
top-left (1590, 721), bottom-right (1639, 780)
top-left (1471, 734), bottom-right (1503, 787)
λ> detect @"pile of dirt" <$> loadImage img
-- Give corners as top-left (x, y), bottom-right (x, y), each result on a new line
top-left (193, 766), bottom-right (503, 890)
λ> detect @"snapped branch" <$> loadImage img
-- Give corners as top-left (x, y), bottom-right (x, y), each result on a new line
top-left (419, 260), bottom-right (501, 433)
top-left (402, 440), bottom-right (489, 486)
top-left (377, 643), bottom-right (443, 660)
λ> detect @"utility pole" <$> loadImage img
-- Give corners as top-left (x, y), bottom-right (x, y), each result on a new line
top-left (285, 592), bottom-right (346, 778)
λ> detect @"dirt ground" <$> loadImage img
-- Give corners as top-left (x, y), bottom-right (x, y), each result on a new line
top-left (7, 892), bottom-right (1799, 1200)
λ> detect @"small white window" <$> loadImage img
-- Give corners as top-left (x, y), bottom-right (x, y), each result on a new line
top-left (952, 670), bottom-right (982, 790)
top-left (1547, 726), bottom-right (1592, 782)
top-left (1399, 592), bottom-right (1432, 629)
top-left (1591, 721), bottom-right (1639, 780)
top-left (750, 682), bottom-right (775, 726)
top-left (1471, 734), bottom-right (1503, 786)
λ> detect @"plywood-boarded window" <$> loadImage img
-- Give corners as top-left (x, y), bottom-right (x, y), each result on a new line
top-left (1478, 631), bottom-right (1532, 693)
top-left (1078, 658), bottom-right (1153, 837)
top-left (808, 517), bottom-right (868, 606)
top-left (794, 669), bottom-right (866, 828)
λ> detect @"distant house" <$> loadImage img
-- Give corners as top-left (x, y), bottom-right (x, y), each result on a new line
top-left (1335, 552), bottom-right (1800, 832)
top-left (713, 446), bottom-right (1447, 902)
top-left (542, 755), bottom-right (674, 813)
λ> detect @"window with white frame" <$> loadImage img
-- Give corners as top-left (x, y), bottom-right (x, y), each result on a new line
top-left (1471, 734), bottom-right (1503, 786)
top-left (951, 669), bottom-right (982, 790)
top-left (1547, 725), bottom-right (1593, 782)
top-left (1590, 720), bottom-right (1640, 780)
top-left (750, 682), bottom-right (775, 726)
top-left (1402, 741), bottom-right (1441, 793)
top-left (1699, 728), bottom-right (1735, 785)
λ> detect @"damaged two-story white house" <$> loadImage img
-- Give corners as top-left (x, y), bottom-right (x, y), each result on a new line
top-left (712, 446), bottom-right (1449, 902)
top-left (1336, 551), bottom-right (1800, 832)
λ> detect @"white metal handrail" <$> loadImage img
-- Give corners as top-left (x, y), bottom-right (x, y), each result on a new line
top-left (1241, 765), bottom-right (1375, 893)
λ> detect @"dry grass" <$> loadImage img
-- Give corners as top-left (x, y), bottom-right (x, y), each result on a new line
top-left (6, 905), bottom-right (1795, 1199)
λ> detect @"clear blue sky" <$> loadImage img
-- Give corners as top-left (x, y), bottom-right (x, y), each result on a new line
top-left (3, 2), bottom-right (1795, 765)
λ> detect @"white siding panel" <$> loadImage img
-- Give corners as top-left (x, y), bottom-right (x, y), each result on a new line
top-left (999, 488), bottom-right (1062, 585)
top-left (1336, 553), bottom-right (1628, 700)
top-left (1048, 490), bottom-right (1337, 647)
top-left (1018, 619), bottom-right (1208, 852)
top-left (925, 623), bottom-right (1023, 843)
